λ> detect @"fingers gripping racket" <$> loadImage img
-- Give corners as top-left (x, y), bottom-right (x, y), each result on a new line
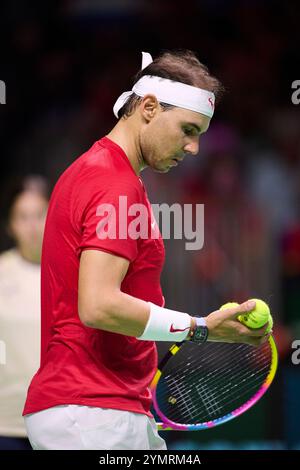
top-left (151, 336), bottom-right (278, 431)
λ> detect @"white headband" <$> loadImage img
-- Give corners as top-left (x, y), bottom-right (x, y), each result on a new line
top-left (113, 52), bottom-right (215, 119)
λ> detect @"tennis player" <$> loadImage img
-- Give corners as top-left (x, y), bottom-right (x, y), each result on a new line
top-left (23, 50), bottom-right (269, 450)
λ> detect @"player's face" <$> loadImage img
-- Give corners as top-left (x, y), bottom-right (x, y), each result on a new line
top-left (9, 191), bottom-right (48, 261)
top-left (140, 107), bottom-right (211, 173)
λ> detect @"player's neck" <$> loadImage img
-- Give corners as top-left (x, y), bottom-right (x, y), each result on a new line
top-left (106, 119), bottom-right (146, 175)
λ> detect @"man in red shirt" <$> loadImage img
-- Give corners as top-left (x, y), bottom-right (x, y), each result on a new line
top-left (23, 50), bottom-right (268, 450)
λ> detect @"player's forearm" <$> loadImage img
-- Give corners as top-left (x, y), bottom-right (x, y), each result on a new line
top-left (79, 291), bottom-right (196, 341)
top-left (80, 290), bottom-right (151, 336)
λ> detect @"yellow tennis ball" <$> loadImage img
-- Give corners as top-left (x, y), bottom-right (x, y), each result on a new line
top-left (220, 299), bottom-right (273, 332)
top-left (220, 302), bottom-right (239, 310)
top-left (265, 313), bottom-right (273, 334)
top-left (238, 298), bottom-right (271, 329)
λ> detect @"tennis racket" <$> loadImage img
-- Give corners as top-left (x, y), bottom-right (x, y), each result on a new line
top-left (151, 335), bottom-right (278, 431)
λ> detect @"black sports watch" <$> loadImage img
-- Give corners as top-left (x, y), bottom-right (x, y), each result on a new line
top-left (189, 317), bottom-right (209, 343)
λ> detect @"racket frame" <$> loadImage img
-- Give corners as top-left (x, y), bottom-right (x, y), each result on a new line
top-left (152, 336), bottom-right (278, 431)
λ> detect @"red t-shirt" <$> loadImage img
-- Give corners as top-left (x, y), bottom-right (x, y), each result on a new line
top-left (23, 137), bottom-right (165, 417)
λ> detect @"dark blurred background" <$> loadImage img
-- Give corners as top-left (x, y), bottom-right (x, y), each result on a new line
top-left (0, 0), bottom-right (300, 450)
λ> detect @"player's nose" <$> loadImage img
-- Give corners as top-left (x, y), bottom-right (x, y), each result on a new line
top-left (183, 139), bottom-right (199, 156)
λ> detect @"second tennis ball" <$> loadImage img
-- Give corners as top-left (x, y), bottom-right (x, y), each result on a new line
top-left (238, 298), bottom-right (271, 330)
top-left (220, 299), bottom-right (273, 333)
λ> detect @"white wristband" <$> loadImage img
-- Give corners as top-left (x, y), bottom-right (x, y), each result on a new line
top-left (137, 302), bottom-right (191, 342)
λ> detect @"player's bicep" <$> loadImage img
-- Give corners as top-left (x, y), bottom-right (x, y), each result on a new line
top-left (78, 249), bottom-right (129, 326)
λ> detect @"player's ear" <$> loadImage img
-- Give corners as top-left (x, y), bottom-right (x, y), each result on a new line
top-left (140, 94), bottom-right (159, 122)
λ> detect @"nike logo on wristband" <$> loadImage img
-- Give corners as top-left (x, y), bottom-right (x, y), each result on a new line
top-left (170, 325), bottom-right (190, 333)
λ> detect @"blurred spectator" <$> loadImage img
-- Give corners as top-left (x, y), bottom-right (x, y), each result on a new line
top-left (0, 175), bottom-right (49, 450)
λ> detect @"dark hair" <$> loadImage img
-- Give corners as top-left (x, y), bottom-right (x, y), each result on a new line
top-left (1, 175), bottom-right (50, 223)
top-left (119, 49), bottom-right (224, 118)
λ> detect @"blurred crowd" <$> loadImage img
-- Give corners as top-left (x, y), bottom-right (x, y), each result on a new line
top-left (0, 0), bottom-right (299, 450)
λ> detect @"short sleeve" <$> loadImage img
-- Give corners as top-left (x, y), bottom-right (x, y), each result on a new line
top-left (76, 176), bottom-right (144, 262)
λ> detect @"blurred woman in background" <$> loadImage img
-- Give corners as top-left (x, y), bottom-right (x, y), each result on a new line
top-left (0, 176), bottom-right (49, 450)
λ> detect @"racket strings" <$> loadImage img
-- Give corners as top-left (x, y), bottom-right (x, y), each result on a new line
top-left (163, 344), bottom-right (271, 408)
top-left (166, 341), bottom-right (270, 377)
top-left (165, 349), bottom-right (271, 403)
top-left (163, 342), bottom-right (265, 387)
top-left (164, 370), bottom-right (269, 423)
top-left (163, 362), bottom-right (269, 422)
top-left (156, 341), bottom-right (272, 424)
top-left (164, 341), bottom-right (271, 389)
top-left (168, 377), bottom-right (195, 421)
